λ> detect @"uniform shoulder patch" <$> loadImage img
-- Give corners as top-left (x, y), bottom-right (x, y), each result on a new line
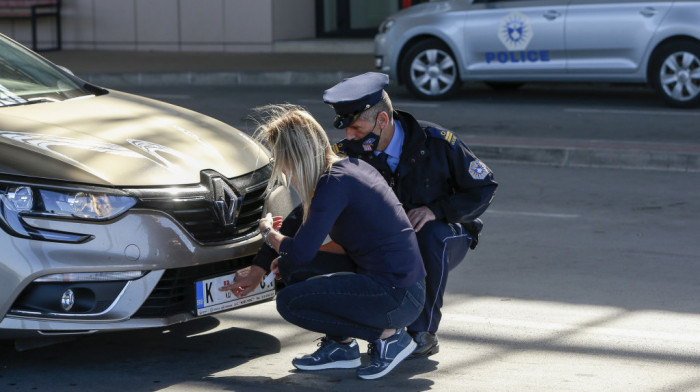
top-left (469, 160), bottom-right (490, 180)
top-left (332, 140), bottom-right (346, 154)
top-left (426, 127), bottom-right (459, 148)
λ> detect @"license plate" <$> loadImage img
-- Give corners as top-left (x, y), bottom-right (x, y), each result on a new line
top-left (195, 272), bottom-right (275, 316)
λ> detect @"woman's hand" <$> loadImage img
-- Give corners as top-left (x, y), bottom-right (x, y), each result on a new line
top-left (259, 213), bottom-right (283, 232)
top-left (219, 265), bottom-right (266, 298)
top-left (270, 257), bottom-right (281, 280)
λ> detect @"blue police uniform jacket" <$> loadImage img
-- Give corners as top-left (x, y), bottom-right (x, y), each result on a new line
top-left (276, 157), bottom-right (426, 288)
top-left (333, 110), bottom-right (497, 225)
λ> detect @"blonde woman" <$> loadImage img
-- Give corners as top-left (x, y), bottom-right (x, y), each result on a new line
top-left (224, 104), bottom-right (425, 380)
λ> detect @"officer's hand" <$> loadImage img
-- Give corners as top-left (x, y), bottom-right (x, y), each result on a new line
top-left (407, 206), bottom-right (436, 232)
top-left (319, 240), bottom-right (346, 255)
top-left (219, 265), bottom-right (265, 298)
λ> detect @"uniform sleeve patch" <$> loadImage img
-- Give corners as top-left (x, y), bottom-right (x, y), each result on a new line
top-left (469, 160), bottom-right (490, 180)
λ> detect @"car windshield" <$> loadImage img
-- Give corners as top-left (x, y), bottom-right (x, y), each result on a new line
top-left (0, 36), bottom-right (93, 107)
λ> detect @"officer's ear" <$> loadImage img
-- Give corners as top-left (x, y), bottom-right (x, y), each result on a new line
top-left (377, 111), bottom-right (390, 130)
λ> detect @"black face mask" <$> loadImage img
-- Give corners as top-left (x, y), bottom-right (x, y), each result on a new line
top-left (343, 118), bottom-right (382, 155)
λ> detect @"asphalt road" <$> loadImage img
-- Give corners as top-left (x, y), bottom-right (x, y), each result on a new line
top-left (2, 161), bottom-right (699, 391)
top-left (1, 85), bottom-right (698, 392)
top-left (119, 83), bottom-right (700, 146)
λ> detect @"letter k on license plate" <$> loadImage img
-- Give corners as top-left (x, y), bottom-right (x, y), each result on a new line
top-left (195, 272), bottom-right (275, 316)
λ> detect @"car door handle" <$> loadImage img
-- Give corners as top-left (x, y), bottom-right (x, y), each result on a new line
top-left (543, 10), bottom-right (561, 20)
top-left (640, 7), bottom-right (657, 17)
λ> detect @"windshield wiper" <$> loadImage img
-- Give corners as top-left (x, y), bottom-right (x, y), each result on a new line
top-left (0, 97), bottom-right (58, 107)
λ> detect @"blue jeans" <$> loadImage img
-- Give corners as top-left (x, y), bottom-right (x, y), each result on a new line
top-left (276, 273), bottom-right (425, 342)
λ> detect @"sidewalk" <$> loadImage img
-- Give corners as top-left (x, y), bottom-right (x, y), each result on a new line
top-left (41, 46), bottom-right (700, 173)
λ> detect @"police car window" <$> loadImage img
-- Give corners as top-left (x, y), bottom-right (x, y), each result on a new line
top-left (481, 0), bottom-right (545, 3)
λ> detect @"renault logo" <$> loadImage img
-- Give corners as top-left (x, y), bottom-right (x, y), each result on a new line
top-left (213, 177), bottom-right (239, 227)
top-left (201, 170), bottom-right (241, 228)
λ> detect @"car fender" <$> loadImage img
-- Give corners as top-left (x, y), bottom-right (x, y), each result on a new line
top-left (643, 6), bottom-right (700, 79)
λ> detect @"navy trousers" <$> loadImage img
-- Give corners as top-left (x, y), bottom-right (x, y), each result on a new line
top-left (409, 220), bottom-right (472, 334)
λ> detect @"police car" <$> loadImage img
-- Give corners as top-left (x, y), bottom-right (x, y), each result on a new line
top-left (374, 0), bottom-right (700, 107)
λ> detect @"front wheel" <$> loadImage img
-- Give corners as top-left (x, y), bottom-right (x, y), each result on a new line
top-left (649, 41), bottom-right (700, 108)
top-left (400, 39), bottom-right (461, 100)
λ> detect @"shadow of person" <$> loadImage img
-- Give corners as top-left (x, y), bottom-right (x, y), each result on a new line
top-left (0, 317), bottom-right (281, 392)
top-left (202, 355), bottom-right (438, 392)
top-left (208, 371), bottom-right (435, 392)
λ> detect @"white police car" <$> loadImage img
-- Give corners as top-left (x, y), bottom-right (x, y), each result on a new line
top-left (374, 0), bottom-right (700, 107)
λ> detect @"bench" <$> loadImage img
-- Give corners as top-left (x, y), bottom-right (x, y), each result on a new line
top-left (0, 0), bottom-right (61, 51)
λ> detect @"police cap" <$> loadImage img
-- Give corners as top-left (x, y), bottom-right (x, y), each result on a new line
top-left (323, 72), bottom-right (389, 129)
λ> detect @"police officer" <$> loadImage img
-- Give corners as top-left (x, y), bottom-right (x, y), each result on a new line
top-left (323, 72), bottom-right (498, 359)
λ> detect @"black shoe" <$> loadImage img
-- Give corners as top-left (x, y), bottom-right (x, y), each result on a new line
top-left (407, 331), bottom-right (439, 359)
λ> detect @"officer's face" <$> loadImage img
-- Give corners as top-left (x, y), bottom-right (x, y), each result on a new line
top-left (344, 118), bottom-right (375, 141)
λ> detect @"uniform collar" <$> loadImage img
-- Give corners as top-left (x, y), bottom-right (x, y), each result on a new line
top-left (379, 120), bottom-right (404, 160)
top-left (393, 110), bottom-right (426, 158)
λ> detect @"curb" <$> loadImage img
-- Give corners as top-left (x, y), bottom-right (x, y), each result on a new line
top-left (467, 137), bottom-right (700, 172)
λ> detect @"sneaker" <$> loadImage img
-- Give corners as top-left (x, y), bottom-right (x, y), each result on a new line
top-left (356, 329), bottom-right (417, 380)
top-left (292, 336), bottom-right (361, 371)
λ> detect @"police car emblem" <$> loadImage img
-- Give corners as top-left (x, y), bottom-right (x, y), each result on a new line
top-left (469, 160), bottom-right (490, 180)
top-left (499, 12), bottom-right (532, 51)
top-left (362, 138), bottom-right (376, 151)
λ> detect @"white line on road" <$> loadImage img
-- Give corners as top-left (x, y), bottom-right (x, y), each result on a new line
top-left (565, 108), bottom-right (700, 117)
top-left (443, 313), bottom-right (700, 345)
top-left (486, 210), bottom-right (580, 219)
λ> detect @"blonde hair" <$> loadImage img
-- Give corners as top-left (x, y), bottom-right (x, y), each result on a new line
top-left (254, 104), bottom-right (342, 222)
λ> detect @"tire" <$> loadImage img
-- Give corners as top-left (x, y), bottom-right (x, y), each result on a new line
top-left (400, 39), bottom-right (461, 100)
top-left (649, 40), bottom-right (700, 108)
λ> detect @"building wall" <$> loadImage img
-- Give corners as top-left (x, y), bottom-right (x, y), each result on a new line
top-left (0, 0), bottom-right (316, 52)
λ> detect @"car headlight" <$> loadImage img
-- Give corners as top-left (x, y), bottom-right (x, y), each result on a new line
top-left (3, 185), bottom-right (136, 220)
top-left (378, 18), bottom-right (395, 34)
top-left (0, 182), bottom-right (137, 243)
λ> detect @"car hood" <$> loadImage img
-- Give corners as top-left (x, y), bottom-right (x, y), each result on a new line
top-left (0, 91), bottom-right (270, 186)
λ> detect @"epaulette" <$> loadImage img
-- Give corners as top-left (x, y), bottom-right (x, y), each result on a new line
top-left (426, 127), bottom-right (459, 148)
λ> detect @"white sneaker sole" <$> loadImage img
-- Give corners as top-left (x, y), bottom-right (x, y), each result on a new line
top-left (357, 339), bottom-right (417, 380)
top-left (293, 357), bottom-right (361, 371)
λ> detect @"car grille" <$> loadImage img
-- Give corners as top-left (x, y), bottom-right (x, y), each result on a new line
top-left (132, 257), bottom-right (253, 318)
top-left (131, 166), bottom-right (271, 244)
top-left (151, 184), bottom-right (266, 243)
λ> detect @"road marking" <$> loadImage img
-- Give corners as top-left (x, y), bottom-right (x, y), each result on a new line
top-left (444, 313), bottom-right (700, 345)
top-left (486, 210), bottom-right (580, 219)
top-left (565, 108), bottom-right (700, 117)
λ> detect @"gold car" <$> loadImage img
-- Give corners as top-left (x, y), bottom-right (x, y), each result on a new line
top-left (0, 34), bottom-right (294, 349)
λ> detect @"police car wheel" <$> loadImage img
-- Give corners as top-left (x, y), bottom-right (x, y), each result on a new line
top-left (649, 40), bottom-right (700, 108)
top-left (401, 39), bottom-right (461, 100)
